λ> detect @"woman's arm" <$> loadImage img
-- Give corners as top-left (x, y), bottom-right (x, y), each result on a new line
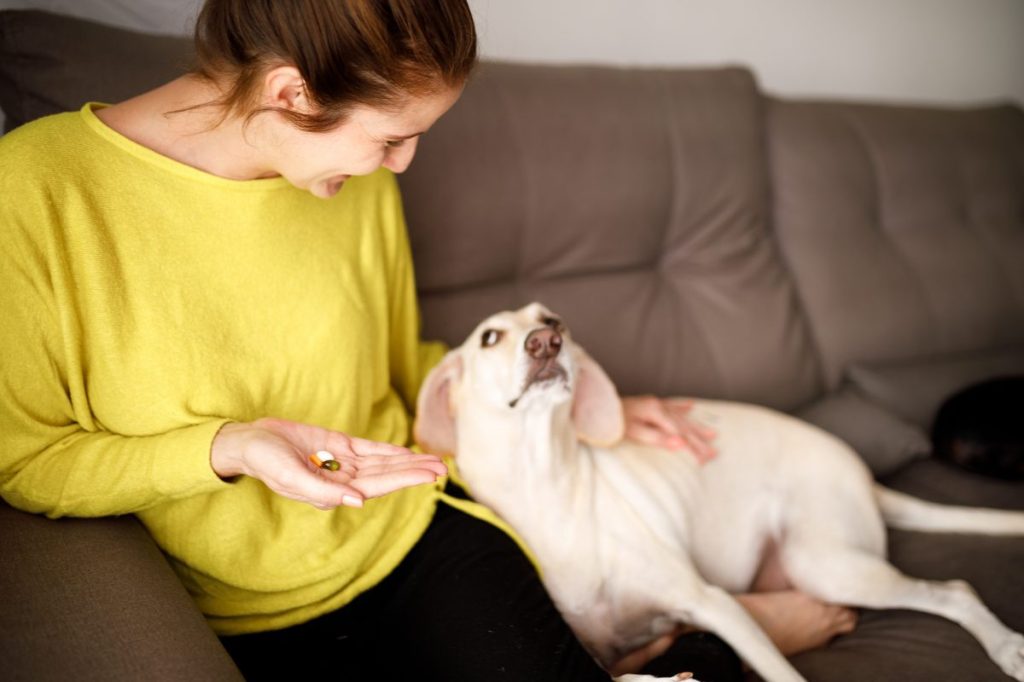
top-left (0, 240), bottom-right (444, 518)
top-left (0, 254), bottom-right (235, 517)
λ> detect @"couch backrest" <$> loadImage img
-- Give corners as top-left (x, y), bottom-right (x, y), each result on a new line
top-left (768, 100), bottom-right (1024, 388)
top-left (399, 63), bottom-right (823, 410)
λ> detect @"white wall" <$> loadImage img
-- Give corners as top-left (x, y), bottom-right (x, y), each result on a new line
top-left (1, 0), bottom-right (1022, 111)
top-left (470, 0), bottom-right (1024, 107)
top-left (0, 0), bottom-right (202, 35)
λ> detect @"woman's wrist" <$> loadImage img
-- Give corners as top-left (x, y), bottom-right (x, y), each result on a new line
top-left (210, 421), bottom-right (250, 480)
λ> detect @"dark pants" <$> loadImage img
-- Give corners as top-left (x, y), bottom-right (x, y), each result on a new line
top-left (220, 487), bottom-right (743, 682)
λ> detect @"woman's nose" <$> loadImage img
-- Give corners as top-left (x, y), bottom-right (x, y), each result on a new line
top-left (382, 138), bottom-right (419, 174)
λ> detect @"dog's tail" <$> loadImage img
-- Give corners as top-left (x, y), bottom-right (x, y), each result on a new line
top-left (874, 485), bottom-right (1024, 535)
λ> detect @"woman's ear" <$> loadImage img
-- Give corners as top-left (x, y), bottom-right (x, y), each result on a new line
top-left (263, 64), bottom-right (309, 112)
top-left (414, 351), bottom-right (463, 457)
top-left (572, 347), bottom-right (625, 447)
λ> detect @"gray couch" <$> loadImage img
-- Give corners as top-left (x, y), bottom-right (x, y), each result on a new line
top-left (2, 9), bottom-right (1022, 681)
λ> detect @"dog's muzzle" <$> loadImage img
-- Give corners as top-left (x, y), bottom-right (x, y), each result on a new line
top-left (508, 328), bottom-right (568, 408)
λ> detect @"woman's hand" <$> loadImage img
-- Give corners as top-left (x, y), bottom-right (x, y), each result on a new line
top-left (621, 396), bottom-right (718, 464)
top-left (210, 417), bottom-right (447, 509)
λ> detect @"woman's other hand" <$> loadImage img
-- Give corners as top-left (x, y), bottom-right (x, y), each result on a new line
top-left (210, 417), bottom-right (447, 509)
top-left (621, 396), bottom-right (718, 464)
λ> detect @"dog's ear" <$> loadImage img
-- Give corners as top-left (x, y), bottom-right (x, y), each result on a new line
top-left (572, 347), bottom-right (625, 447)
top-left (414, 351), bottom-right (463, 457)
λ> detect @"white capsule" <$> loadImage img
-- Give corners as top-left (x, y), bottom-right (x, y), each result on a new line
top-left (315, 450), bottom-right (336, 462)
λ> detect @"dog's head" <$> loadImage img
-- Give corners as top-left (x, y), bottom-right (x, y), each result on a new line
top-left (414, 302), bottom-right (625, 456)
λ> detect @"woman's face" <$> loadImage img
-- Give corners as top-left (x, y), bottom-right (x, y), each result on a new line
top-left (268, 84), bottom-right (464, 200)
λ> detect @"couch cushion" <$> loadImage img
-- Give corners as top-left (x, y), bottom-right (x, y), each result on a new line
top-left (768, 98), bottom-right (1024, 389)
top-left (0, 501), bottom-right (243, 681)
top-left (795, 383), bottom-right (930, 476)
top-left (0, 9), bottom-right (192, 132)
top-left (847, 345), bottom-right (1024, 429)
top-left (400, 63), bottom-right (823, 410)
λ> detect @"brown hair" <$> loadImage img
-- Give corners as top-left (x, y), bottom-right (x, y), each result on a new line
top-left (186, 0), bottom-right (477, 131)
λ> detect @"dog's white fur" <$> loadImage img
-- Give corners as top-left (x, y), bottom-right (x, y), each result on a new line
top-left (415, 303), bottom-right (1024, 682)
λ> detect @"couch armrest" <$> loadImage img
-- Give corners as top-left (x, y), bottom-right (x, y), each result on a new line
top-left (0, 501), bottom-right (242, 681)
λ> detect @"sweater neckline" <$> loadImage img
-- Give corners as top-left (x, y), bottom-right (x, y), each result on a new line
top-left (79, 102), bottom-right (294, 193)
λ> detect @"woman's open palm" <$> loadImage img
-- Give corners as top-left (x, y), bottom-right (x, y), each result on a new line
top-left (212, 417), bottom-right (448, 509)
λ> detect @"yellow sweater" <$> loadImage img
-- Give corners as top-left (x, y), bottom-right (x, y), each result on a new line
top-left (0, 103), bottom-right (518, 635)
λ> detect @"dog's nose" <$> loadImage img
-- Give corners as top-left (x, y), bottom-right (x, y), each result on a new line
top-left (525, 328), bottom-right (562, 360)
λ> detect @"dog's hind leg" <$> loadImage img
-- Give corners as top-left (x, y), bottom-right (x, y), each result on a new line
top-left (668, 583), bottom-right (807, 682)
top-left (784, 545), bottom-right (1024, 681)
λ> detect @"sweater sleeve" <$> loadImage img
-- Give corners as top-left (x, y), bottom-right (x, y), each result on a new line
top-left (379, 171), bottom-right (449, 418)
top-left (0, 221), bottom-right (233, 519)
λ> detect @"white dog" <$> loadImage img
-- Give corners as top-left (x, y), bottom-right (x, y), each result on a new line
top-left (415, 302), bottom-right (1024, 682)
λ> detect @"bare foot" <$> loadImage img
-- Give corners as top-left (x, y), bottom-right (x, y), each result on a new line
top-left (735, 590), bottom-right (857, 656)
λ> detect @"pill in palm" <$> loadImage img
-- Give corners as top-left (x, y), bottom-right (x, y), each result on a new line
top-left (310, 450), bottom-right (341, 471)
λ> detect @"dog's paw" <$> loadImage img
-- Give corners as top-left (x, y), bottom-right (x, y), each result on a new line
top-left (992, 631), bottom-right (1024, 681)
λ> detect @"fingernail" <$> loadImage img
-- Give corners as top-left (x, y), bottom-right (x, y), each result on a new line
top-left (342, 496), bottom-right (363, 508)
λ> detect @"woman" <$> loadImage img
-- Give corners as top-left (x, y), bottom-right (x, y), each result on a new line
top-left (0, 1), bottom-right (853, 679)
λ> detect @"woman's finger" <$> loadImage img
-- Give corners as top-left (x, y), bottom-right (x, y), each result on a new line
top-left (347, 436), bottom-right (415, 457)
top-left (629, 399), bottom-right (682, 438)
top-left (354, 460), bottom-right (449, 479)
top-left (351, 459), bottom-right (448, 479)
top-left (625, 421), bottom-right (677, 449)
top-left (663, 398), bottom-right (695, 413)
top-left (683, 432), bottom-right (717, 464)
top-left (347, 468), bottom-right (441, 499)
top-left (268, 465), bottom-right (366, 509)
top-left (665, 402), bottom-right (717, 441)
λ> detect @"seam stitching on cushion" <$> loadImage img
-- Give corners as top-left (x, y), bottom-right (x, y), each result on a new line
top-left (661, 72), bottom-right (727, 397)
top-left (762, 99), bottom-right (828, 399)
top-left (955, 112), bottom-right (1024, 320)
top-left (766, 101), bottom-right (838, 392)
top-left (836, 107), bottom-right (940, 354)
top-left (488, 69), bottom-right (530, 305)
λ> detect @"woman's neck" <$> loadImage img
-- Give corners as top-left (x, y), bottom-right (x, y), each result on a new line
top-left (93, 75), bottom-right (280, 181)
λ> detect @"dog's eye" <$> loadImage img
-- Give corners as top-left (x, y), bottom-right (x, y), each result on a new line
top-left (541, 316), bottom-right (563, 331)
top-left (481, 329), bottom-right (504, 348)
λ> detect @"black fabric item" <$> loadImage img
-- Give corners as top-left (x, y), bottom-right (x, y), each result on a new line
top-left (220, 486), bottom-right (742, 682)
top-left (931, 376), bottom-right (1024, 480)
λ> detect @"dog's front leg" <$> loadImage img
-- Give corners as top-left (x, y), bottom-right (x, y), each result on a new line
top-left (679, 584), bottom-right (806, 682)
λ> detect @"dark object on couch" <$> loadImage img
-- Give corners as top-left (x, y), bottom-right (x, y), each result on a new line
top-left (2, 8), bottom-right (1023, 682)
top-left (932, 377), bottom-right (1024, 480)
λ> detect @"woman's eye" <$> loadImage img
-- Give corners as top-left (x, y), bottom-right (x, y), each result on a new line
top-left (481, 329), bottom-right (504, 348)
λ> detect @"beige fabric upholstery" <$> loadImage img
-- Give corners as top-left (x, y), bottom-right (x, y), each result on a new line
top-left (400, 63), bottom-right (823, 411)
top-left (768, 99), bottom-right (1024, 388)
top-left (0, 502), bottom-right (244, 681)
top-left (0, 10), bottom-right (193, 133)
